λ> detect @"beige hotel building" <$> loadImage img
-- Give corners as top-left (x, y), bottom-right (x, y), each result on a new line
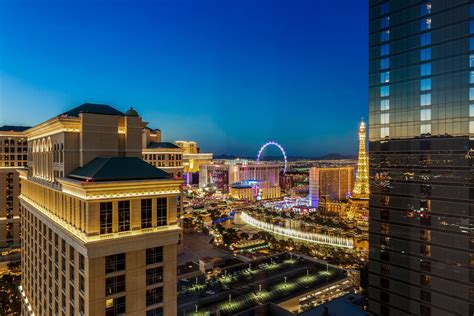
top-left (0, 125), bottom-right (29, 270)
top-left (19, 103), bottom-right (182, 316)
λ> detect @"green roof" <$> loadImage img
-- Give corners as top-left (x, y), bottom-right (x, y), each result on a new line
top-left (147, 142), bottom-right (180, 149)
top-left (0, 125), bottom-right (31, 132)
top-left (60, 103), bottom-right (124, 117)
top-left (69, 157), bottom-right (170, 181)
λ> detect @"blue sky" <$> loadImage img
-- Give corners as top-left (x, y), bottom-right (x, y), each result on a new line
top-left (0, 0), bottom-right (367, 157)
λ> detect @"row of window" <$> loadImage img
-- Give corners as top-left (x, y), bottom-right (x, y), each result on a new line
top-left (379, 2), bottom-right (434, 138)
top-left (99, 198), bottom-right (168, 234)
top-left (105, 248), bottom-right (164, 315)
top-left (105, 247), bottom-right (163, 274)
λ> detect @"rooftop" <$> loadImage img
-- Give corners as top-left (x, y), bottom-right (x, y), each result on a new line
top-left (68, 157), bottom-right (170, 181)
top-left (59, 103), bottom-right (124, 117)
top-left (147, 142), bottom-right (180, 149)
top-left (0, 125), bottom-right (31, 132)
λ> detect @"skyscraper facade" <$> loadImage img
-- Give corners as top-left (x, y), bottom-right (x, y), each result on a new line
top-left (19, 104), bottom-right (182, 315)
top-left (369, 1), bottom-right (473, 315)
top-left (308, 166), bottom-right (355, 207)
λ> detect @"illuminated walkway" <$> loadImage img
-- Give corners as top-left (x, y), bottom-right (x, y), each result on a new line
top-left (240, 212), bottom-right (354, 249)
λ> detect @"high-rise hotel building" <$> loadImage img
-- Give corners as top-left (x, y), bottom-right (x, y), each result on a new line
top-left (19, 104), bottom-right (182, 315)
top-left (369, 1), bottom-right (473, 315)
top-left (0, 125), bottom-right (29, 267)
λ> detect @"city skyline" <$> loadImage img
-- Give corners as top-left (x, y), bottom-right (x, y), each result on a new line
top-left (0, 0), bottom-right (368, 157)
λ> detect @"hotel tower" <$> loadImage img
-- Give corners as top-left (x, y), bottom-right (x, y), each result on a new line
top-left (19, 104), bottom-right (182, 315)
top-left (369, 1), bottom-right (473, 315)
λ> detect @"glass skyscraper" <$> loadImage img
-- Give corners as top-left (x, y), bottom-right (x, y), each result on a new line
top-left (369, 1), bottom-right (473, 315)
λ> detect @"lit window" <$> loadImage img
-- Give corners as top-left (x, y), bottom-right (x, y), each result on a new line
top-left (470, 104), bottom-right (474, 117)
top-left (381, 127), bottom-right (390, 138)
top-left (421, 48), bottom-right (431, 61)
top-left (381, 85), bottom-right (390, 97)
top-left (421, 33), bottom-right (431, 46)
top-left (420, 124), bottom-right (431, 134)
top-left (381, 30), bottom-right (390, 42)
top-left (381, 71), bottom-right (390, 83)
top-left (381, 16), bottom-right (390, 29)
top-left (421, 18), bottom-right (431, 31)
top-left (421, 78), bottom-right (431, 91)
top-left (421, 63), bottom-right (431, 76)
top-left (471, 71), bottom-right (474, 84)
top-left (381, 113), bottom-right (390, 124)
top-left (381, 99), bottom-right (390, 111)
top-left (105, 296), bottom-right (125, 316)
top-left (381, 3), bottom-right (389, 15)
top-left (470, 88), bottom-right (474, 101)
top-left (470, 121), bottom-right (474, 133)
top-left (381, 44), bottom-right (390, 56)
top-left (381, 58), bottom-right (390, 69)
top-left (420, 93), bottom-right (431, 106)
top-left (420, 109), bottom-right (431, 121)
top-left (421, 3), bottom-right (431, 16)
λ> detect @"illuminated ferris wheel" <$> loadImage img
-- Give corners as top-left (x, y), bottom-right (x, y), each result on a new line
top-left (256, 141), bottom-right (288, 173)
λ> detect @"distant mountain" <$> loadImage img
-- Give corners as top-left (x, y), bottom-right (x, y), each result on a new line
top-left (214, 153), bottom-right (357, 161)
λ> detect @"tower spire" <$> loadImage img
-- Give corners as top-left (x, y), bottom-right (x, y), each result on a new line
top-left (352, 119), bottom-right (369, 199)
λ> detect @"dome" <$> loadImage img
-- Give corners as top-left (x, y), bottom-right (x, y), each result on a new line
top-left (125, 107), bottom-right (139, 117)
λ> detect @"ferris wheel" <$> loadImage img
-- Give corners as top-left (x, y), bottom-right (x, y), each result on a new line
top-left (256, 141), bottom-right (288, 173)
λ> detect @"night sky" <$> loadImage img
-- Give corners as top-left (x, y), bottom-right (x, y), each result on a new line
top-left (0, 0), bottom-right (368, 157)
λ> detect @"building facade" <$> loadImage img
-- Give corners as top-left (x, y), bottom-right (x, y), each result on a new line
top-left (369, 2), bottom-right (473, 315)
top-left (19, 104), bottom-right (181, 316)
top-left (199, 160), bottom-right (280, 193)
top-left (308, 167), bottom-right (355, 207)
top-left (229, 180), bottom-right (281, 201)
top-left (175, 141), bottom-right (213, 185)
top-left (0, 126), bottom-right (29, 269)
top-left (142, 142), bottom-right (184, 179)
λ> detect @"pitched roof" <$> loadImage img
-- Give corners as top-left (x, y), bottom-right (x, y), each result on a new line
top-left (147, 142), bottom-right (180, 149)
top-left (59, 103), bottom-right (124, 117)
top-left (0, 125), bottom-right (31, 132)
top-left (68, 157), bottom-right (170, 181)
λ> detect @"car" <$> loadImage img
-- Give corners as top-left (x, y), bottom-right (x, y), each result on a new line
top-left (205, 290), bottom-right (216, 295)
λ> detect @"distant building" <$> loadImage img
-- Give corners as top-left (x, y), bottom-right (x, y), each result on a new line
top-left (200, 160), bottom-right (281, 193)
top-left (175, 140), bottom-right (213, 185)
top-left (229, 180), bottom-right (281, 201)
top-left (0, 125), bottom-right (29, 269)
top-left (19, 104), bottom-right (182, 315)
top-left (142, 142), bottom-right (184, 179)
top-left (308, 166), bottom-right (355, 207)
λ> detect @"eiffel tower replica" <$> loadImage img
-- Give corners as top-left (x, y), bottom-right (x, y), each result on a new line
top-left (348, 119), bottom-right (369, 222)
